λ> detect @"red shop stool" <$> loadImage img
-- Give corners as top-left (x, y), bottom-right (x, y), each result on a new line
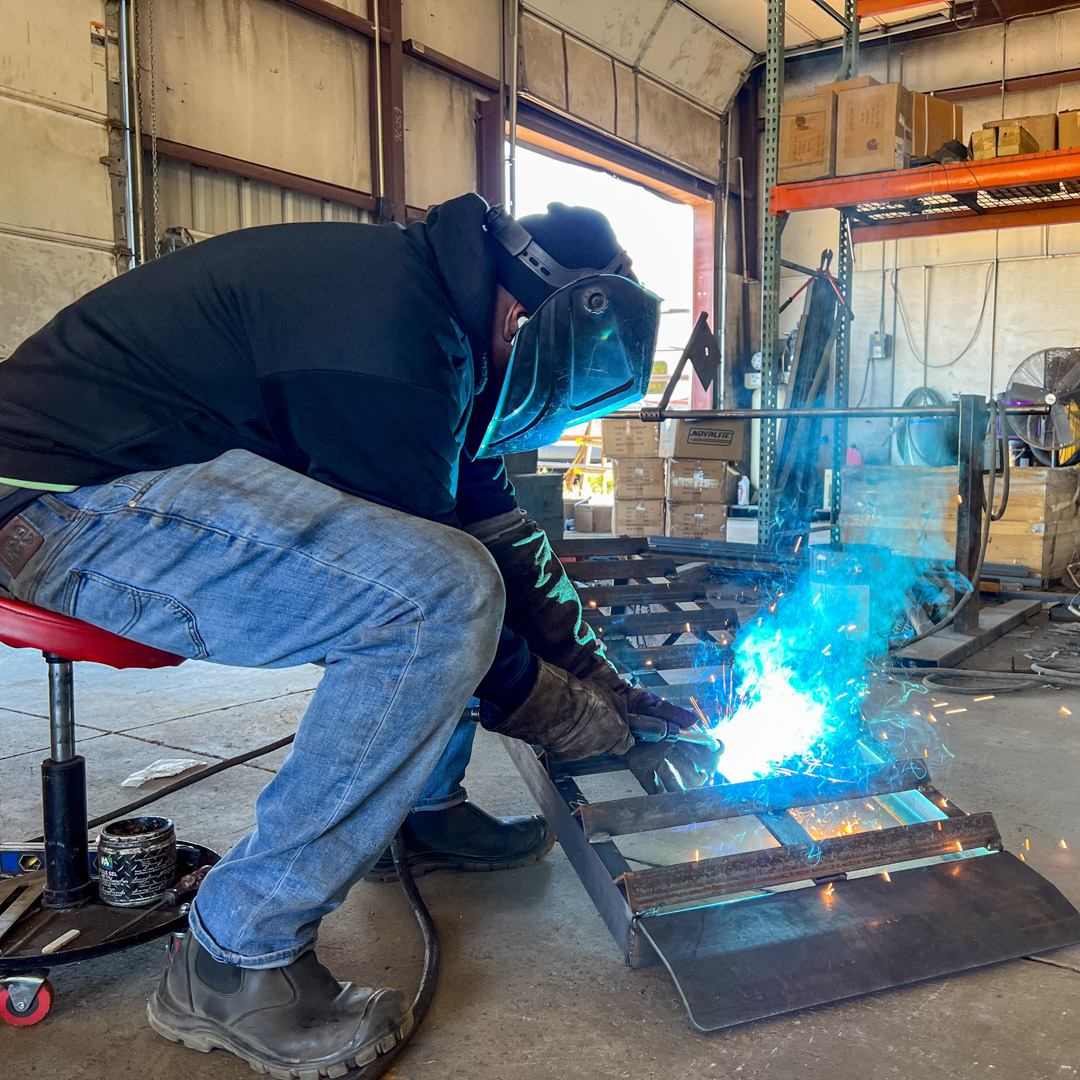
top-left (0, 597), bottom-right (219, 1026)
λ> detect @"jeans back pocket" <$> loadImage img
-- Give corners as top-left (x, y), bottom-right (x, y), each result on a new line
top-left (66, 570), bottom-right (210, 660)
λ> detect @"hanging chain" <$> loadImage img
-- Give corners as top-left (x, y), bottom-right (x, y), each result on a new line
top-left (145, 0), bottom-right (161, 257)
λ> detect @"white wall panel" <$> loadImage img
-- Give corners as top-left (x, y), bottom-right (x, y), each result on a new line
top-left (565, 37), bottom-right (616, 132)
top-left (638, 2), bottom-right (749, 112)
top-left (524, 0), bottom-right (669, 66)
top-left (403, 58), bottom-right (481, 208)
top-left (0, 0), bottom-right (108, 113)
top-left (143, 0), bottom-right (372, 193)
top-left (0, 97), bottom-right (112, 240)
top-left (403, 0), bottom-right (501, 79)
top-left (0, 235), bottom-right (113, 358)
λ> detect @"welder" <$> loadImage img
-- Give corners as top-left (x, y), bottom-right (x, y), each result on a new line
top-left (0, 193), bottom-right (702, 1076)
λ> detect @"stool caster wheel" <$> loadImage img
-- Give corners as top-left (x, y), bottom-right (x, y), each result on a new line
top-left (0, 974), bottom-right (53, 1026)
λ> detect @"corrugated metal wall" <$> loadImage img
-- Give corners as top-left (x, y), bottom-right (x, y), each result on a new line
top-left (154, 159), bottom-right (370, 239)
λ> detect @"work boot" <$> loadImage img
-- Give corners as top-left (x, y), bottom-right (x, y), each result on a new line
top-left (147, 932), bottom-right (412, 1079)
top-left (365, 801), bottom-right (554, 883)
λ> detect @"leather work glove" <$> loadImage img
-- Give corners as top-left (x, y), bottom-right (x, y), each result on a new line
top-left (481, 657), bottom-right (635, 762)
top-left (621, 734), bottom-right (723, 794)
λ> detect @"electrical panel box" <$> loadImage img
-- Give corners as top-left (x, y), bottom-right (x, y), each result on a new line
top-left (869, 331), bottom-right (892, 360)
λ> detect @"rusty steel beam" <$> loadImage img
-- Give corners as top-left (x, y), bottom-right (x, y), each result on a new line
top-left (404, 39), bottom-right (500, 92)
top-left (369, 0), bottom-right (406, 224)
top-left (578, 582), bottom-right (708, 608)
top-left (142, 136), bottom-right (378, 212)
top-left (591, 609), bottom-right (737, 636)
top-left (618, 812), bottom-right (1003, 913)
top-left (577, 760), bottom-right (931, 840)
top-left (282, 0), bottom-right (383, 39)
top-left (770, 149), bottom-right (1080, 215)
top-left (563, 557), bottom-right (677, 582)
top-left (603, 641), bottom-right (732, 672)
top-left (552, 537), bottom-right (651, 558)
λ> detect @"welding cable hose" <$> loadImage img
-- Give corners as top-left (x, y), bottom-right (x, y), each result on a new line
top-left (27, 732), bottom-right (439, 1079)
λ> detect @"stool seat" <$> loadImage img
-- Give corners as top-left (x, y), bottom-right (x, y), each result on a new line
top-left (0, 597), bottom-right (185, 670)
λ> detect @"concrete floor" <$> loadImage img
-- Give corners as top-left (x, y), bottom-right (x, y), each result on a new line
top-left (3, 622), bottom-right (1080, 1079)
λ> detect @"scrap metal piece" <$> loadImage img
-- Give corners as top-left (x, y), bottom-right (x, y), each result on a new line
top-left (636, 852), bottom-right (1080, 1032)
top-left (617, 813), bottom-right (1002, 912)
top-left (576, 759), bottom-right (929, 839)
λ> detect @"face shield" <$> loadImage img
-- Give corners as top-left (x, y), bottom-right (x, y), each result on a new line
top-left (476, 274), bottom-right (661, 459)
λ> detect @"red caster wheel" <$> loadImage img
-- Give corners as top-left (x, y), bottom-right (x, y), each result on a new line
top-left (0, 977), bottom-right (53, 1026)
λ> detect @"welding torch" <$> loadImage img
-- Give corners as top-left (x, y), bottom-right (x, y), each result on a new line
top-left (627, 714), bottom-right (724, 755)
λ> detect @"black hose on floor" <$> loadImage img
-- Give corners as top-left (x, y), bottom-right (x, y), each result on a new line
top-left (350, 832), bottom-right (440, 1079)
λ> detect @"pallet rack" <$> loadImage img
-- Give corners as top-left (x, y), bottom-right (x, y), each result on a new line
top-left (757, 0), bottom-right (1080, 547)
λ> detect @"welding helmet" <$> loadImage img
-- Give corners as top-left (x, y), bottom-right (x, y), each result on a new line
top-left (476, 205), bottom-right (661, 459)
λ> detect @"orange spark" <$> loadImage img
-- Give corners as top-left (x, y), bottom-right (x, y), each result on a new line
top-left (945, 708), bottom-right (967, 715)
top-left (973, 695), bottom-right (995, 702)
top-left (1061, 839), bottom-right (1069, 850)
top-left (882, 870), bottom-right (891, 882)
top-left (1025, 838), bottom-right (1031, 850)
top-left (1062, 706), bottom-right (1073, 716)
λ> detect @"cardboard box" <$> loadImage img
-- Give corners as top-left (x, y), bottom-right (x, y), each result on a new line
top-left (659, 418), bottom-right (746, 461)
top-left (814, 75), bottom-right (879, 96)
top-left (778, 92), bottom-right (837, 183)
top-left (836, 83), bottom-right (913, 176)
top-left (912, 93), bottom-right (963, 157)
top-left (612, 457), bottom-right (666, 500)
top-left (984, 114), bottom-right (1056, 152)
top-left (666, 502), bottom-right (728, 540)
top-left (666, 459), bottom-right (739, 505)
top-left (601, 417), bottom-right (660, 458)
top-left (996, 122), bottom-right (1039, 156)
top-left (969, 128), bottom-right (998, 161)
top-left (614, 499), bottom-right (664, 538)
top-left (1060, 110), bottom-right (1080, 151)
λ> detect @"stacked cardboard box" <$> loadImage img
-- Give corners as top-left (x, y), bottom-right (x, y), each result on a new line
top-left (602, 417), bottom-right (745, 539)
top-left (1060, 111), bottom-right (1080, 150)
top-left (603, 418), bottom-right (664, 538)
top-left (779, 78), bottom-right (953, 183)
top-left (660, 420), bottom-right (744, 541)
top-left (971, 114), bottom-right (1058, 160)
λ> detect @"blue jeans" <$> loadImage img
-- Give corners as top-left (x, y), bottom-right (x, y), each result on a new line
top-left (4, 451), bottom-right (504, 966)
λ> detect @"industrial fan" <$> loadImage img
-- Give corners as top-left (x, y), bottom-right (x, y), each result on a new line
top-left (1003, 347), bottom-right (1080, 466)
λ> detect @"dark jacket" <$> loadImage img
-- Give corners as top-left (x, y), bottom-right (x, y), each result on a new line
top-left (0, 193), bottom-right (535, 706)
top-left (0, 193), bottom-right (514, 528)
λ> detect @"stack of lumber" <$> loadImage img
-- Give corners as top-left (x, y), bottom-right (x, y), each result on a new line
top-left (838, 465), bottom-right (1080, 586)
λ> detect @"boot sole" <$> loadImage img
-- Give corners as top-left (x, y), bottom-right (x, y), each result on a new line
top-left (147, 992), bottom-right (414, 1080)
top-left (364, 830), bottom-right (556, 884)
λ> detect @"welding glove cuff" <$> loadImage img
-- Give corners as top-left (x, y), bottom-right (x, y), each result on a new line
top-left (468, 510), bottom-right (622, 689)
top-left (481, 657), bottom-right (635, 762)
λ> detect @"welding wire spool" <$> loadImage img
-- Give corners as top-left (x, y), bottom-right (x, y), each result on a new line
top-left (96, 816), bottom-right (177, 907)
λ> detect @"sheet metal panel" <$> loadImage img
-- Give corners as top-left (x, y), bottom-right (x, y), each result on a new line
top-left (637, 853), bottom-right (1080, 1031)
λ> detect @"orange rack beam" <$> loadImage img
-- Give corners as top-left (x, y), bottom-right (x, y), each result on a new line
top-left (770, 148), bottom-right (1080, 242)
